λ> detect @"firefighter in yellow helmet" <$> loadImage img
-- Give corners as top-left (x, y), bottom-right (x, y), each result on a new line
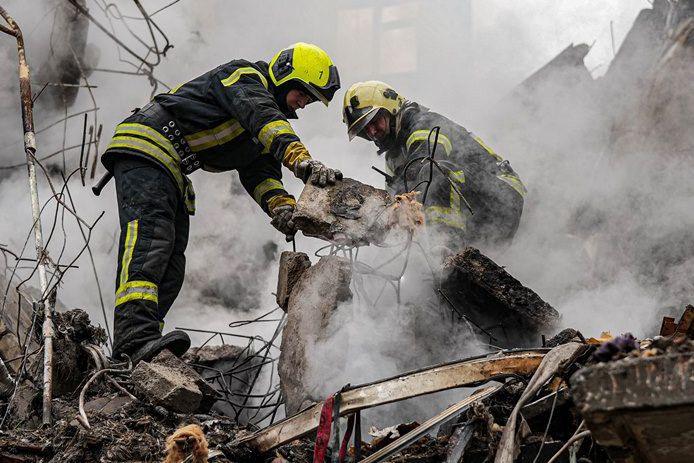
top-left (343, 81), bottom-right (525, 249)
top-left (100, 43), bottom-right (342, 363)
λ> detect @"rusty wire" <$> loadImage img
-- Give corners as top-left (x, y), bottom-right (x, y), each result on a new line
top-left (68, 0), bottom-right (176, 96)
top-left (166, 128), bottom-right (490, 429)
top-left (175, 307), bottom-right (286, 428)
top-left (311, 127), bottom-right (483, 340)
top-left (0, 8), bottom-right (107, 420)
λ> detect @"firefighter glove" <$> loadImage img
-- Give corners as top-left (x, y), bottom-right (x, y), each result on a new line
top-left (294, 159), bottom-right (343, 187)
top-left (270, 204), bottom-right (296, 236)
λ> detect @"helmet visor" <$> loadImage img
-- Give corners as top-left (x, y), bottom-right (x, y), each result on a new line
top-left (345, 106), bottom-right (380, 141)
top-left (303, 65), bottom-right (340, 106)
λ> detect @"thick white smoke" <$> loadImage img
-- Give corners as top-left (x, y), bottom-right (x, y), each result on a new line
top-left (3, 0), bottom-right (690, 429)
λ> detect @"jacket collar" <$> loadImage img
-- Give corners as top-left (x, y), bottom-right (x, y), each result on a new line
top-left (255, 60), bottom-right (298, 119)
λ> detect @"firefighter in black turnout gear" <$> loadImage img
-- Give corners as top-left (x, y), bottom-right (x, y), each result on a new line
top-left (343, 81), bottom-right (525, 250)
top-left (102, 43), bottom-right (342, 363)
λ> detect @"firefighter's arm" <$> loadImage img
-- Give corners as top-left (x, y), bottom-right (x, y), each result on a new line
top-left (238, 155), bottom-right (294, 216)
top-left (238, 156), bottom-right (297, 235)
top-left (398, 123), bottom-right (469, 230)
top-left (212, 69), bottom-right (341, 186)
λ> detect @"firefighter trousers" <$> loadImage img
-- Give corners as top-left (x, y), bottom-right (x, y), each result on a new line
top-left (112, 156), bottom-right (189, 357)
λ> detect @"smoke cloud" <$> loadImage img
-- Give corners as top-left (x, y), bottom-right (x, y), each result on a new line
top-left (2, 0), bottom-right (691, 429)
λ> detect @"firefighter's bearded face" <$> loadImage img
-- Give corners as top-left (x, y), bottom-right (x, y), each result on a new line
top-left (286, 89), bottom-right (314, 112)
top-left (364, 111), bottom-right (391, 145)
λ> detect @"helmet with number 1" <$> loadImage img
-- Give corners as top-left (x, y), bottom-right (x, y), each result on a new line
top-left (342, 81), bottom-right (404, 140)
top-left (269, 42), bottom-right (341, 106)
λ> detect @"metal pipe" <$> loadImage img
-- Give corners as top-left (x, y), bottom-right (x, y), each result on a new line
top-left (0, 6), bottom-right (55, 425)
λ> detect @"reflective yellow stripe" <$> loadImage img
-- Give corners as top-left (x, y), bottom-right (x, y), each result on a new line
top-left (108, 122), bottom-right (196, 214)
top-left (159, 321), bottom-right (165, 332)
top-left (426, 206), bottom-right (466, 229)
top-left (425, 170), bottom-right (467, 230)
top-left (118, 280), bottom-right (157, 291)
top-left (116, 292), bottom-right (158, 306)
top-left (220, 67), bottom-right (268, 88)
top-left (473, 134), bottom-right (503, 162)
top-left (267, 194), bottom-right (296, 211)
top-left (115, 280), bottom-right (158, 307)
top-left (405, 130), bottom-right (452, 155)
top-left (498, 173), bottom-right (527, 197)
top-left (185, 119), bottom-right (245, 151)
top-left (107, 136), bottom-right (186, 194)
top-left (258, 120), bottom-right (296, 149)
top-left (115, 123), bottom-right (180, 161)
top-left (169, 82), bottom-right (184, 94)
top-left (252, 178), bottom-right (285, 204)
top-left (119, 220), bottom-right (139, 287)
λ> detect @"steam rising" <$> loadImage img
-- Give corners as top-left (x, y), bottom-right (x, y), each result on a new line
top-left (1, 0), bottom-right (690, 427)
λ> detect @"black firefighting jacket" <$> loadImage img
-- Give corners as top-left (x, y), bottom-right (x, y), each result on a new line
top-left (383, 102), bottom-right (526, 246)
top-left (102, 60), bottom-right (301, 215)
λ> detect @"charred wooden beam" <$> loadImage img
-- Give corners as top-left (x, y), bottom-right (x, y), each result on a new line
top-left (440, 247), bottom-right (560, 347)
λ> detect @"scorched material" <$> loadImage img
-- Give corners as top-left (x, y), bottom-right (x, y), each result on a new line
top-left (441, 247), bottom-right (560, 346)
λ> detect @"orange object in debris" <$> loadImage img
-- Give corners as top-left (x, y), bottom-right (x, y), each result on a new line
top-left (586, 331), bottom-right (614, 345)
top-left (388, 192), bottom-right (425, 234)
top-left (164, 424), bottom-right (209, 463)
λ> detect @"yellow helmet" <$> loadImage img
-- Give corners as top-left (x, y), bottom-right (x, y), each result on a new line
top-left (342, 81), bottom-right (404, 140)
top-left (269, 42), bottom-right (340, 106)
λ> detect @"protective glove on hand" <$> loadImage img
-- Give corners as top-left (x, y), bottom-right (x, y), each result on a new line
top-left (270, 204), bottom-right (296, 236)
top-left (294, 159), bottom-right (343, 187)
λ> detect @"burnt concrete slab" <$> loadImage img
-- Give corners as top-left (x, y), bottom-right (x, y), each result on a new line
top-left (571, 352), bottom-right (694, 463)
top-left (293, 178), bottom-right (394, 246)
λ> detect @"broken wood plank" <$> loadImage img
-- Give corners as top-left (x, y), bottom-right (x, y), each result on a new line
top-left (361, 385), bottom-right (502, 463)
top-left (236, 349), bottom-right (548, 453)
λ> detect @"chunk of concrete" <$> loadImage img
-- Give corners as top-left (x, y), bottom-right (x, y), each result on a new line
top-left (276, 251), bottom-right (311, 311)
top-left (441, 247), bottom-right (560, 347)
top-left (131, 351), bottom-right (207, 414)
top-left (571, 352), bottom-right (694, 463)
top-left (132, 361), bottom-right (201, 413)
top-left (151, 350), bottom-right (218, 412)
top-left (278, 256), bottom-right (352, 415)
top-left (184, 344), bottom-right (247, 366)
top-left (293, 178), bottom-right (395, 246)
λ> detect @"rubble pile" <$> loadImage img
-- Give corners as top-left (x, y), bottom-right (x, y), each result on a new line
top-left (236, 314), bottom-right (693, 463)
top-left (2, 311), bottom-right (691, 462)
